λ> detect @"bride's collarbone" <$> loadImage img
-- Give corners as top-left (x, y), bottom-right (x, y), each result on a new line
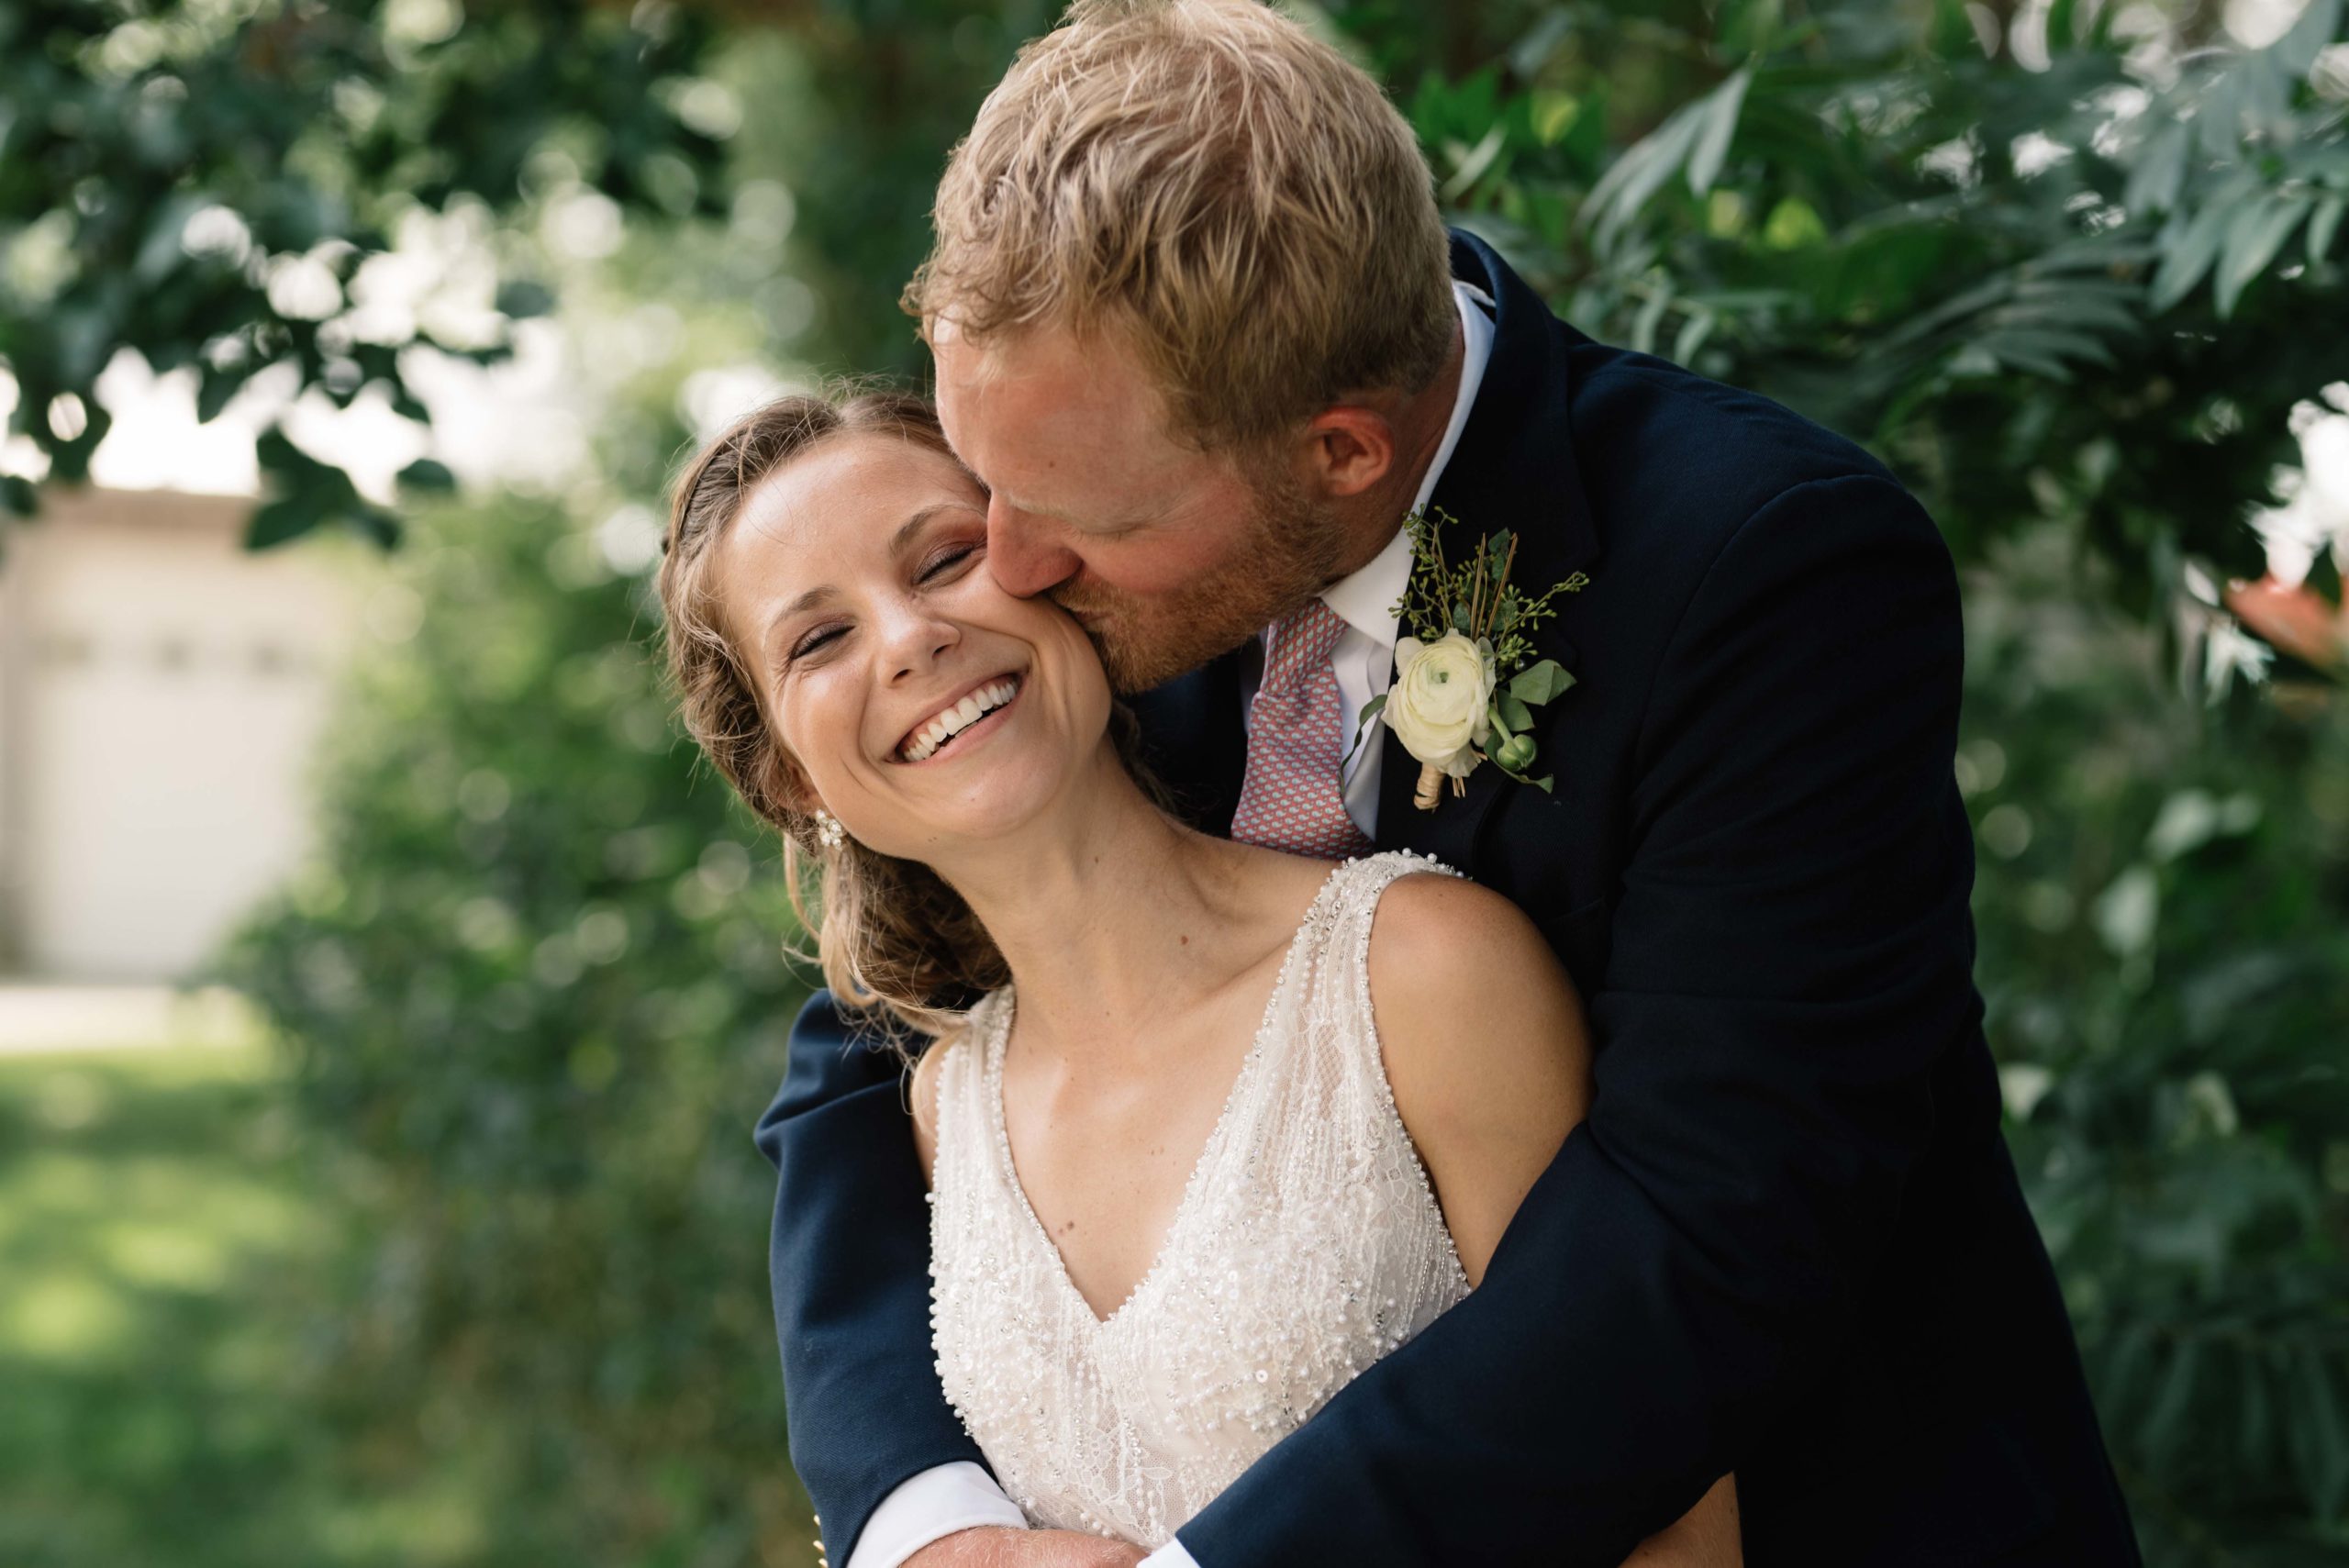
top-left (996, 926), bottom-right (1300, 1316)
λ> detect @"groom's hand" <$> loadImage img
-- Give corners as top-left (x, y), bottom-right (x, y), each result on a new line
top-left (904, 1527), bottom-right (1147, 1568)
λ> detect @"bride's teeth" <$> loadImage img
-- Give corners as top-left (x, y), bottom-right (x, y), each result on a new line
top-left (899, 675), bottom-right (1022, 762)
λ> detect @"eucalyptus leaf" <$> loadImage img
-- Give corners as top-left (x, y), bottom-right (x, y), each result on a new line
top-left (1341, 694), bottom-right (1387, 769)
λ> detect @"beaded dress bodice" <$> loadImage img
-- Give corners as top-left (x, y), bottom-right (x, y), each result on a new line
top-left (926, 852), bottom-right (1471, 1548)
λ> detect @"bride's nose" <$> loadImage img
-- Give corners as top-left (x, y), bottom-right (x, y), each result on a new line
top-left (874, 596), bottom-right (961, 682)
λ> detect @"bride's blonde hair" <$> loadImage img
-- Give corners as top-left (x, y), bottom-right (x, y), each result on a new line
top-left (657, 387), bottom-right (1158, 1046)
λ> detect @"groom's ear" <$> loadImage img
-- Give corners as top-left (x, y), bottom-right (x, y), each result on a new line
top-left (1297, 405), bottom-right (1398, 500)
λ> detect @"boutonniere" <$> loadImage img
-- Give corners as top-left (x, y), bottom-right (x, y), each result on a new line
top-left (1352, 507), bottom-right (1588, 811)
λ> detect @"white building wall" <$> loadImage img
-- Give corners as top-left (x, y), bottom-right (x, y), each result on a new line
top-left (0, 489), bottom-right (362, 982)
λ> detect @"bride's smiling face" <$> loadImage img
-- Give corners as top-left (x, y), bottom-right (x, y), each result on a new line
top-left (712, 430), bottom-right (1113, 862)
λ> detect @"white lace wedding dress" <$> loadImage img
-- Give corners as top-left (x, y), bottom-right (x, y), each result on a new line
top-left (926, 851), bottom-right (1471, 1548)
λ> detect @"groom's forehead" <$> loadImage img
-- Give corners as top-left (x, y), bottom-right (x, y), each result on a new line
top-left (936, 323), bottom-right (1183, 454)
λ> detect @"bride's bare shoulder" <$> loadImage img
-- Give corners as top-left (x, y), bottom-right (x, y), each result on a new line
top-left (1366, 867), bottom-right (1560, 999)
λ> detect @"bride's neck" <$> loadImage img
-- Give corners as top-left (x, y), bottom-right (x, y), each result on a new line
top-left (930, 750), bottom-right (1240, 1044)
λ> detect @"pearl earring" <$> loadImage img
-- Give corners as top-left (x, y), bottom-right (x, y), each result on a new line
top-left (811, 807), bottom-right (847, 851)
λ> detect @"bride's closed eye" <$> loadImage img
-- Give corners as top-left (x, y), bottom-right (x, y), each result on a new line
top-left (918, 540), bottom-right (985, 584)
top-left (787, 621), bottom-right (848, 662)
top-left (783, 541), bottom-right (986, 666)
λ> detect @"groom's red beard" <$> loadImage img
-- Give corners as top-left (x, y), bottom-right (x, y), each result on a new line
top-left (1052, 470), bottom-right (1349, 695)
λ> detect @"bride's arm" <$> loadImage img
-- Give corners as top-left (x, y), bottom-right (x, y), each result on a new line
top-left (1368, 875), bottom-right (1742, 1568)
top-left (1366, 871), bottom-right (1589, 1286)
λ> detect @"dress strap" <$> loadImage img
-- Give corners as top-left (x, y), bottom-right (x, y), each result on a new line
top-left (1283, 851), bottom-right (1462, 1090)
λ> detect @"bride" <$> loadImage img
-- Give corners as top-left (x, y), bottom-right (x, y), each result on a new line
top-left (657, 388), bottom-right (1739, 1564)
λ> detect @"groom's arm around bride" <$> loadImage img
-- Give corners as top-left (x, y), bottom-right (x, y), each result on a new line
top-left (753, 4), bottom-right (2139, 1566)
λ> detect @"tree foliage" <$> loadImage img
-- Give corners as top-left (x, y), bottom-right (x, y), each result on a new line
top-left (1962, 533), bottom-right (2349, 1565)
top-left (0, 0), bottom-right (729, 542)
top-left (189, 5), bottom-right (2349, 1566)
top-left (219, 496), bottom-right (816, 1564)
top-left (1370, 0), bottom-right (2349, 618)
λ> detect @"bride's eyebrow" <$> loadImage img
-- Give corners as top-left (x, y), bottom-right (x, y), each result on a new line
top-left (888, 501), bottom-right (985, 557)
top-left (758, 501), bottom-right (985, 644)
top-left (762, 584), bottom-right (838, 651)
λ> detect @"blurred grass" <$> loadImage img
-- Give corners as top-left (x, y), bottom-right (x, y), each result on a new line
top-left (0, 1038), bottom-right (511, 1568)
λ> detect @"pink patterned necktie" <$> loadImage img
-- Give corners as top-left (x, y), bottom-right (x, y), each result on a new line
top-left (1229, 600), bottom-right (1376, 861)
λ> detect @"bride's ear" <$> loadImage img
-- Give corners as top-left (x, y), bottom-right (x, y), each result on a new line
top-left (1298, 405), bottom-right (1398, 499)
top-left (754, 743), bottom-right (817, 824)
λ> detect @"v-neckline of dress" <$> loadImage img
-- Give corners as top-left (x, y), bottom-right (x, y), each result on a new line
top-left (983, 858), bottom-right (1354, 1333)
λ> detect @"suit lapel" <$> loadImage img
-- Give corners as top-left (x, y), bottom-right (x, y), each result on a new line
top-left (1129, 643), bottom-right (1252, 836)
top-left (1372, 231), bottom-right (1602, 871)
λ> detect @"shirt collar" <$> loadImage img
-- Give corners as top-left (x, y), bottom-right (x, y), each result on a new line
top-left (1319, 280), bottom-right (1497, 648)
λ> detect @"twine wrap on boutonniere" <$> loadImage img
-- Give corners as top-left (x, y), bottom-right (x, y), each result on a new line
top-left (1348, 506), bottom-right (1588, 811)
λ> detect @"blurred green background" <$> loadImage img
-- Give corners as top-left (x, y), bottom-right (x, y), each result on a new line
top-left (4, 1), bottom-right (2347, 1565)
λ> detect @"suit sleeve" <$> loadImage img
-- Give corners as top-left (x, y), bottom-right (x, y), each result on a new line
top-left (1174, 473), bottom-right (1980, 1565)
top-left (755, 992), bottom-right (985, 1561)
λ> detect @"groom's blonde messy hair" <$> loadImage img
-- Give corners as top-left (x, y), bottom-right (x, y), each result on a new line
top-left (907, 0), bottom-right (1454, 449)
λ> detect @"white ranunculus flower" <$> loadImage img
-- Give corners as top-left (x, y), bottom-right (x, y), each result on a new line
top-left (1383, 632), bottom-right (1496, 776)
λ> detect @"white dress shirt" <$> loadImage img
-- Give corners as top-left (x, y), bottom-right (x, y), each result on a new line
top-left (843, 281), bottom-right (1496, 1568)
top-left (1244, 281), bottom-right (1496, 838)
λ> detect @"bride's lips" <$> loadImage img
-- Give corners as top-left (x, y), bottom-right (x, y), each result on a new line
top-left (892, 673), bottom-right (1027, 765)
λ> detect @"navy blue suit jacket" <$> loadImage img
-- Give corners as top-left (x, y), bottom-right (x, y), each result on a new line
top-left (755, 233), bottom-right (2140, 1566)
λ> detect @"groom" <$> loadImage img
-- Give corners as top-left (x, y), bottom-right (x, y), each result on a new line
top-left (760, 3), bottom-right (2139, 1565)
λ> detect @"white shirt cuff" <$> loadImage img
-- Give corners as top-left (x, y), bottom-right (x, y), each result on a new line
top-left (1141, 1543), bottom-right (1204, 1568)
top-left (841, 1462), bottom-right (1030, 1568)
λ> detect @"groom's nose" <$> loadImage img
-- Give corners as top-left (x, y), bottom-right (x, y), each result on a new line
top-left (985, 495), bottom-right (1083, 598)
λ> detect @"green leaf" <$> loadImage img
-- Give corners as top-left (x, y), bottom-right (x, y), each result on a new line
top-left (1486, 702), bottom-right (1514, 742)
top-left (1510, 660), bottom-right (1575, 705)
top-left (245, 494), bottom-right (324, 550)
top-left (495, 279), bottom-right (557, 319)
top-left (2239, 1351), bottom-right (2274, 1475)
top-left (1497, 691), bottom-right (1535, 732)
top-left (196, 364), bottom-right (248, 424)
top-left (2140, 1337), bottom-right (2202, 1468)
top-left (2273, 0), bottom-right (2343, 77)
top-left (1341, 694), bottom-right (1386, 769)
top-left (2150, 198), bottom-right (2235, 313)
top-left (1686, 68), bottom-right (1752, 197)
top-left (2213, 194), bottom-right (2308, 318)
top-left (397, 458), bottom-right (458, 493)
top-left (1632, 278), bottom-right (1673, 355)
top-left (2308, 195), bottom-right (2344, 267)
top-left (1672, 308), bottom-right (1717, 366)
top-left (1586, 99), bottom-right (1707, 250)
top-left (1530, 91), bottom-right (1580, 148)
top-left (2291, 1350), bottom-right (2349, 1518)
top-left (2121, 122), bottom-right (2188, 219)
top-left (1440, 125), bottom-right (1507, 202)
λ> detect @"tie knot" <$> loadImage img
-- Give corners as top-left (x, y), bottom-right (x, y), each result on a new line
top-left (1261, 600), bottom-right (1350, 692)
